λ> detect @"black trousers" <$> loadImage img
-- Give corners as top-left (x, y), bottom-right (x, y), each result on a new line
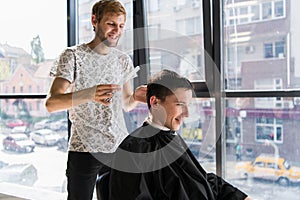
top-left (66, 151), bottom-right (113, 200)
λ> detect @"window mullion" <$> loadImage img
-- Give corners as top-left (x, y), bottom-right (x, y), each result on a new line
top-left (133, 0), bottom-right (149, 86)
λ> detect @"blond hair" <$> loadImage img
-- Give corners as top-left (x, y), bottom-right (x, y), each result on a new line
top-left (92, 0), bottom-right (126, 23)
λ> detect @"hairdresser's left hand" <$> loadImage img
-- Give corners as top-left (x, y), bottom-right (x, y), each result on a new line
top-left (133, 85), bottom-right (147, 103)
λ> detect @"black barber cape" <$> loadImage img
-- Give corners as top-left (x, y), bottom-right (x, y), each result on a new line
top-left (109, 123), bottom-right (247, 200)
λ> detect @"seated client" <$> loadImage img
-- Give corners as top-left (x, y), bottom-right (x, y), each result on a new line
top-left (109, 69), bottom-right (250, 200)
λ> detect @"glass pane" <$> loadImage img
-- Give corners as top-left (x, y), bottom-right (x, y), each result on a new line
top-left (127, 98), bottom-right (216, 167)
top-left (225, 97), bottom-right (300, 199)
top-left (0, 99), bottom-right (68, 198)
top-left (251, 5), bottom-right (260, 21)
top-left (145, 0), bottom-right (204, 81)
top-left (275, 0), bottom-right (284, 17)
top-left (262, 2), bottom-right (272, 19)
top-left (179, 98), bottom-right (216, 172)
top-left (223, 0), bottom-right (299, 91)
top-left (125, 97), bottom-right (216, 172)
top-left (0, 0), bottom-right (68, 199)
top-left (239, 7), bottom-right (249, 24)
top-left (0, 0), bottom-right (67, 94)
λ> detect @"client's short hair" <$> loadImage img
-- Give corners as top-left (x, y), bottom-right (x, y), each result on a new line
top-left (146, 69), bottom-right (193, 109)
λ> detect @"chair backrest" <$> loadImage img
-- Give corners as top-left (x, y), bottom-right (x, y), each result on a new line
top-left (96, 171), bottom-right (110, 200)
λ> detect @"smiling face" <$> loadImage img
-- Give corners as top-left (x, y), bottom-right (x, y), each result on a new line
top-left (92, 12), bottom-right (125, 47)
top-left (150, 88), bottom-right (193, 131)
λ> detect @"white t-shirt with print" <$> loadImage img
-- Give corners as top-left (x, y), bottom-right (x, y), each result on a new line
top-left (50, 43), bottom-right (138, 153)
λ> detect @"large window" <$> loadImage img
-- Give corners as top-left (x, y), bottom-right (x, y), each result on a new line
top-left (1, 0), bottom-right (300, 199)
top-left (145, 0), bottom-right (205, 81)
top-left (0, 0), bottom-right (68, 199)
top-left (224, 0), bottom-right (300, 199)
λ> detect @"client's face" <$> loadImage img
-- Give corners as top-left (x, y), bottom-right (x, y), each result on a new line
top-left (156, 88), bottom-right (192, 131)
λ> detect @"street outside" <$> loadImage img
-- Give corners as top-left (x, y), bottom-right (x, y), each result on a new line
top-left (202, 160), bottom-right (300, 200)
top-left (231, 178), bottom-right (300, 200)
top-left (0, 131), bottom-right (300, 200)
top-left (0, 132), bottom-right (68, 199)
top-left (0, 131), bottom-right (105, 200)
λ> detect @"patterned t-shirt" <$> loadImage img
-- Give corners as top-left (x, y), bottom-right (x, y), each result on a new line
top-left (50, 43), bottom-right (138, 153)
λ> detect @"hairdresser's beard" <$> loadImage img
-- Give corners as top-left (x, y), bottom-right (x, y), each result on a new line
top-left (97, 30), bottom-right (120, 47)
top-left (102, 37), bottom-right (119, 47)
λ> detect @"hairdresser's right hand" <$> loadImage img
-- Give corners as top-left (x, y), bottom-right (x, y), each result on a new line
top-left (91, 84), bottom-right (121, 105)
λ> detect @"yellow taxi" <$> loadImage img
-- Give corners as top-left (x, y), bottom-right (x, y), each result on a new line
top-left (181, 127), bottom-right (202, 141)
top-left (235, 154), bottom-right (300, 186)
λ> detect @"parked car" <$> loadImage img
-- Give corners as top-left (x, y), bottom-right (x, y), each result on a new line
top-left (56, 135), bottom-right (68, 152)
top-left (30, 129), bottom-right (61, 146)
top-left (3, 134), bottom-right (35, 153)
top-left (235, 153), bottom-right (300, 186)
top-left (0, 160), bottom-right (37, 186)
top-left (5, 119), bottom-right (29, 129)
top-left (33, 119), bottom-right (52, 130)
top-left (50, 118), bottom-right (68, 131)
top-left (11, 126), bottom-right (30, 136)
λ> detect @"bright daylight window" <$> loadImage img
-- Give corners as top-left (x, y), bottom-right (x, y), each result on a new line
top-left (224, 0), bottom-right (300, 199)
top-left (0, 0), bottom-right (68, 199)
top-left (1, 0), bottom-right (300, 200)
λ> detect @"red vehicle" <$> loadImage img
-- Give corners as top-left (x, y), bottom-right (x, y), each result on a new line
top-left (5, 119), bottom-right (29, 128)
top-left (3, 134), bottom-right (35, 153)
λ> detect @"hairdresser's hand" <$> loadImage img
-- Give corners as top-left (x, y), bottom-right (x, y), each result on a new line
top-left (133, 85), bottom-right (147, 103)
top-left (91, 84), bottom-right (121, 105)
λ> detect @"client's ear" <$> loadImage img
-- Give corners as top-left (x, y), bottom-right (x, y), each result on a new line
top-left (150, 96), bottom-right (160, 109)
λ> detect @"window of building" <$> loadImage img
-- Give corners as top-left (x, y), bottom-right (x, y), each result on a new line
top-left (148, 24), bottom-right (161, 40)
top-left (254, 78), bottom-right (284, 108)
top-left (275, 0), bottom-right (284, 17)
top-left (28, 85), bottom-right (32, 93)
top-left (176, 17), bottom-right (202, 36)
top-left (186, 18), bottom-right (195, 35)
top-left (251, 5), bottom-right (260, 21)
top-left (262, 2), bottom-right (272, 19)
top-left (36, 100), bottom-right (40, 111)
top-left (239, 6), bottom-right (249, 24)
top-left (256, 118), bottom-right (283, 143)
top-left (275, 40), bottom-right (285, 57)
top-left (195, 16), bottom-right (202, 34)
top-left (225, 0), bottom-right (286, 26)
top-left (176, 19), bottom-right (185, 35)
top-left (227, 8), bottom-right (237, 25)
top-left (264, 40), bottom-right (285, 58)
top-left (264, 43), bottom-right (274, 58)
